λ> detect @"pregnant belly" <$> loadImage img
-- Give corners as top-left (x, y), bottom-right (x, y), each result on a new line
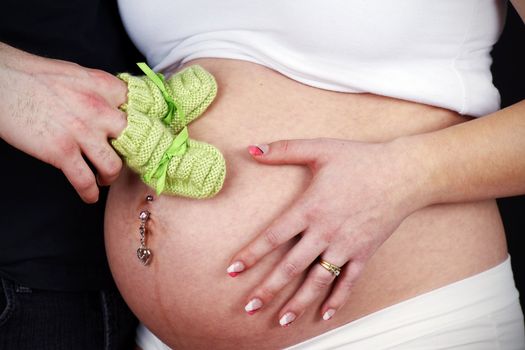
top-left (105, 59), bottom-right (507, 349)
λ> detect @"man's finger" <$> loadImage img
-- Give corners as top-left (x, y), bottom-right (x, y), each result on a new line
top-left (100, 109), bottom-right (128, 139)
top-left (82, 141), bottom-right (123, 186)
top-left (86, 69), bottom-right (128, 107)
top-left (61, 153), bottom-right (99, 203)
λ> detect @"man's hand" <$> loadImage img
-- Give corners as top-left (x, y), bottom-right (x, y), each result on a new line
top-left (0, 42), bottom-right (128, 203)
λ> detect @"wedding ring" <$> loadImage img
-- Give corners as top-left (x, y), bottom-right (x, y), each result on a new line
top-left (319, 259), bottom-right (342, 277)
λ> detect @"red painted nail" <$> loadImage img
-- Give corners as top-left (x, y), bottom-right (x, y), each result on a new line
top-left (248, 145), bottom-right (264, 156)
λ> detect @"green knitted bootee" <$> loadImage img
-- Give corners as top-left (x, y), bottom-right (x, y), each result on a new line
top-left (111, 108), bottom-right (226, 199)
top-left (118, 64), bottom-right (217, 133)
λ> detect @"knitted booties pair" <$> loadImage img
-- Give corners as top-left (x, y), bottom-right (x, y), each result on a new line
top-left (112, 64), bottom-right (226, 199)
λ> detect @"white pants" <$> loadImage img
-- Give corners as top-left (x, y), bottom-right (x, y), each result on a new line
top-left (137, 256), bottom-right (525, 350)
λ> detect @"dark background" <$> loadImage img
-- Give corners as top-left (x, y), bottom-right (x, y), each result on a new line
top-left (491, 5), bottom-right (524, 310)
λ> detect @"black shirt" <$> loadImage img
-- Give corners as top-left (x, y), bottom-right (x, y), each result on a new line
top-left (0, 0), bottom-right (143, 291)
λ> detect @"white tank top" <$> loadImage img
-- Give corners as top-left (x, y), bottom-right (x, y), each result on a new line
top-left (118, 0), bottom-right (506, 117)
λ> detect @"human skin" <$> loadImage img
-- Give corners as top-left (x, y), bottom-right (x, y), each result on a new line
top-left (105, 58), bottom-right (509, 349)
top-left (230, 1), bottom-right (525, 324)
top-left (0, 42), bottom-right (127, 202)
top-left (231, 90), bottom-right (525, 326)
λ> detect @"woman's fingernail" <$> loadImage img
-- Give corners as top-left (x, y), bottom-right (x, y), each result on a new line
top-left (245, 298), bottom-right (263, 315)
top-left (227, 261), bottom-right (245, 277)
top-left (248, 144), bottom-right (268, 156)
top-left (322, 309), bottom-right (336, 321)
top-left (279, 312), bottom-right (296, 327)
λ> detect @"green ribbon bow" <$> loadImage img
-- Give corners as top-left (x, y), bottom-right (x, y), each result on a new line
top-left (136, 62), bottom-right (184, 126)
top-left (143, 126), bottom-right (189, 195)
top-left (137, 62), bottom-right (190, 195)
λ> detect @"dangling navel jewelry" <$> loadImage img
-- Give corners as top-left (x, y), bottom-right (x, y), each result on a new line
top-left (136, 194), bottom-right (154, 265)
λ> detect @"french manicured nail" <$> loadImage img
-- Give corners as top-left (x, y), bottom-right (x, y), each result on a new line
top-left (248, 144), bottom-right (268, 156)
top-left (279, 312), bottom-right (296, 327)
top-left (226, 261), bottom-right (245, 277)
top-left (245, 298), bottom-right (263, 315)
top-left (322, 309), bottom-right (336, 321)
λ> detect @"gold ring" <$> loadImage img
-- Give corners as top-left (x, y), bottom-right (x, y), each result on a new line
top-left (319, 259), bottom-right (342, 277)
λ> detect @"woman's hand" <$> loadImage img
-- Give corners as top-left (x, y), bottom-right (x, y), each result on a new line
top-left (227, 137), bottom-right (432, 326)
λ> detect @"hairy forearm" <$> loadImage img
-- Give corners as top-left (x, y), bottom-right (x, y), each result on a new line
top-left (0, 41), bottom-right (46, 73)
top-left (397, 100), bottom-right (525, 206)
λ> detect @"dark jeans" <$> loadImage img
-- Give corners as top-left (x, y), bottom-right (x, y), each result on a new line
top-left (0, 277), bottom-right (138, 350)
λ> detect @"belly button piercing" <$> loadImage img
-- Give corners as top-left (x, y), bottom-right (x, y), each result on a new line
top-left (137, 207), bottom-right (152, 265)
top-left (137, 195), bottom-right (154, 265)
